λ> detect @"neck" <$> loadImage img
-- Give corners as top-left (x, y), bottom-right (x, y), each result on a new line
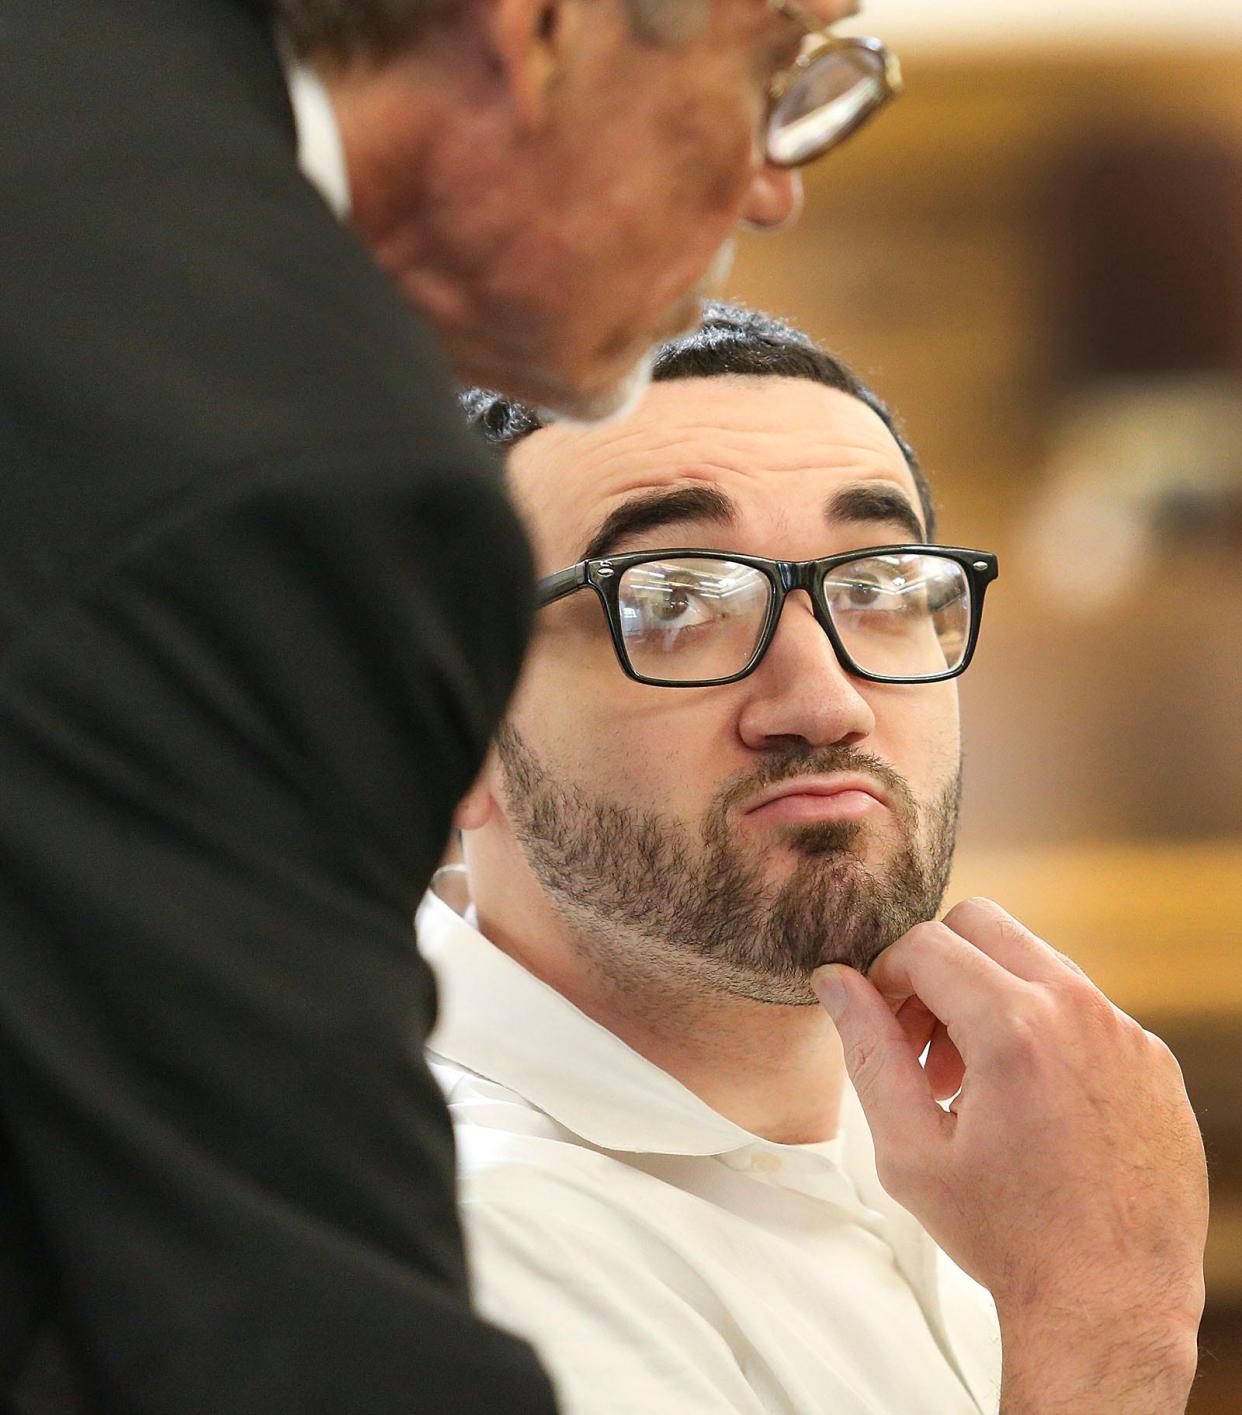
top-left (589, 978), bottom-right (847, 1147)
top-left (466, 851), bottom-right (847, 1146)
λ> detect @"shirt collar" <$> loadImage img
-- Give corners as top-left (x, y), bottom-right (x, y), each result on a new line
top-left (420, 871), bottom-right (756, 1156)
top-left (420, 867), bottom-right (884, 1173)
top-left (277, 33), bottom-right (351, 219)
top-left (418, 868), bottom-right (998, 1409)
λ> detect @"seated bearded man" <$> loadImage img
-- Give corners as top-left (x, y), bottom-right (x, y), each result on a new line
top-left (417, 305), bottom-right (1207, 1415)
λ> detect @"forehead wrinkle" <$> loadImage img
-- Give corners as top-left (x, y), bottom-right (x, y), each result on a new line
top-left (510, 379), bottom-right (916, 565)
top-left (591, 426), bottom-right (907, 497)
top-left (514, 380), bottom-right (904, 491)
top-left (526, 460), bottom-right (917, 570)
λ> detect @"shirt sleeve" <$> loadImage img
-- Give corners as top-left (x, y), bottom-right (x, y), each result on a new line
top-left (461, 1190), bottom-right (770, 1415)
top-left (0, 436), bottom-right (556, 1412)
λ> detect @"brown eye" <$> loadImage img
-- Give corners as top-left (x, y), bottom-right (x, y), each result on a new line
top-left (653, 585), bottom-right (692, 622)
top-left (844, 577), bottom-right (881, 607)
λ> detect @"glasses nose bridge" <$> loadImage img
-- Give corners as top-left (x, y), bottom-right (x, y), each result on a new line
top-left (764, 557), bottom-right (835, 644)
top-left (781, 556), bottom-right (826, 616)
top-left (747, 555), bottom-right (857, 689)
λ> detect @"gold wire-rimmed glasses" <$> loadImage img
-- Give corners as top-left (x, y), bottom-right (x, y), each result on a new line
top-left (763, 0), bottom-right (903, 167)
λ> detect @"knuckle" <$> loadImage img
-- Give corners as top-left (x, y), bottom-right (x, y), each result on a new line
top-left (991, 904), bottom-right (1049, 954)
top-left (870, 919), bottom-right (950, 982)
top-left (905, 918), bottom-right (951, 948)
top-left (873, 1140), bottom-right (950, 1209)
top-left (994, 911), bottom-right (1033, 946)
top-left (987, 997), bottom-right (1054, 1071)
top-left (1141, 1027), bottom-right (1185, 1076)
top-left (946, 895), bottom-right (1010, 928)
top-left (1059, 969), bottom-right (1107, 1009)
top-left (842, 1032), bottom-right (883, 1093)
top-left (872, 1147), bottom-right (914, 1197)
top-left (1099, 994), bottom-right (1147, 1043)
top-left (1049, 970), bottom-right (1114, 1024)
top-left (1052, 948), bottom-right (1091, 980)
top-left (955, 895), bottom-right (996, 917)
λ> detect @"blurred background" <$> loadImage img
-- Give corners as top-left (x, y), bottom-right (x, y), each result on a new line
top-left (726, 2), bottom-right (1242, 1405)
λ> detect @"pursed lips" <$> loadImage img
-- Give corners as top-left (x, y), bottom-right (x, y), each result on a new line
top-left (743, 776), bottom-right (891, 826)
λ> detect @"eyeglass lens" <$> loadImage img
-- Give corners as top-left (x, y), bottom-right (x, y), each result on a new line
top-left (767, 47), bottom-right (888, 166)
top-left (616, 554), bottom-right (971, 683)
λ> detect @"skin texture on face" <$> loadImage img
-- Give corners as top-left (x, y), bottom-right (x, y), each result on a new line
top-left (322, 0), bottom-right (861, 416)
top-left (496, 724), bottom-right (959, 1004)
top-left (463, 376), bottom-right (964, 1014)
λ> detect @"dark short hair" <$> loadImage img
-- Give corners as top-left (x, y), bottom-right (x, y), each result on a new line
top-left (461, 301), bottom-right (937, 540)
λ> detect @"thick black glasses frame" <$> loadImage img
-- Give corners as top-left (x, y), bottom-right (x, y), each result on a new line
top-left (537, 545), bottom-right (999, 688)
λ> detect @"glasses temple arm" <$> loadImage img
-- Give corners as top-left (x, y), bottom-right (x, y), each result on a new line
top-left (535, 562), bottom-right (589, 607)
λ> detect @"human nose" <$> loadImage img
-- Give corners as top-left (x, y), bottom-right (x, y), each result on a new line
top-left (738, 163), bottom-right (804, 231)
top-left (736, 592), bottom-right (875, 750)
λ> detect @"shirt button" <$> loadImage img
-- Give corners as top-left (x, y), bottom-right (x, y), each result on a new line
top-left (751, 1152), bottom-right (782, 1174)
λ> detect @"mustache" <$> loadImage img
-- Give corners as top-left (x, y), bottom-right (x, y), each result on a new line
top-left (710, 744), bottom-right (919, 825)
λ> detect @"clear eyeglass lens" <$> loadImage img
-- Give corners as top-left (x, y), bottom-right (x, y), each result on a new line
top-left (820, 553), bottom-right (971, 678)
top-left (615, 553), bottom-right (971, 684)
top-left (766, 47), bottom-right (886, 166)
top-left (617, 558), bottom-right (771, 682)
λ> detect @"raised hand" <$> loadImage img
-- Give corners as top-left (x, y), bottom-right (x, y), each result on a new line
top-left (815, 897), bottom-right (1208, 1415)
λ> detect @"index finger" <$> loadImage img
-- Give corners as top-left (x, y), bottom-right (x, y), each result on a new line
top-left (942, 896), bottom-right (1093, 986)
top-left (867, 919), bottom-right (1037, 1059)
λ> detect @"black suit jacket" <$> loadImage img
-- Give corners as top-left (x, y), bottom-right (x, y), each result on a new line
top-left (0, 1), bottom-right (556, 1409)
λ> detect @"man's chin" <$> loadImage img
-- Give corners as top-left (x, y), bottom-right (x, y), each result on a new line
top-left (774, 819), bottom-right (867, 858)
top-left (535, 348), bottom-right (656, 427)
top-left (536, 283), bottom-right (715, 426)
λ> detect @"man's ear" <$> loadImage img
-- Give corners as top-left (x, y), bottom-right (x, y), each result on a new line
top-left (485, 0), bottom-right (581, 127)
top-left (454, 742), bottom-right (503, 832)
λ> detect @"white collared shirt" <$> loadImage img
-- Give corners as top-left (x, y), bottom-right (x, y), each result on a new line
top-left (278, 37), bottom-right (351, 219)
top-left (419, 873), bottom-right (1002, 1414)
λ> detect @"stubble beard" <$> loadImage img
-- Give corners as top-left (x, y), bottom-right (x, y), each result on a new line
top-left (495, 725), bottom-right (962, 1006)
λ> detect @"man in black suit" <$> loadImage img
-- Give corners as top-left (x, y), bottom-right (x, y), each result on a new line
top-left (0, 0), bottom-right (894, 1408)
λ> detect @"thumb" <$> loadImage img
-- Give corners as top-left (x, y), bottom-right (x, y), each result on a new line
top-left (813, 964), bottom-right (943, 1160)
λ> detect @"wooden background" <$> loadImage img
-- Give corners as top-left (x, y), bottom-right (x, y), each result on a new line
top-left (726, 45), bottom-right (1242, 1409)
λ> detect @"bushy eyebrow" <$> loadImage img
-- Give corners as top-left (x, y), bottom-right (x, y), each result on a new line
top-left (576, 478), bottom-right (926, 564)
top-left (827, 484), bottom-right (925, 543)
top-left (579, 485), bottom-right (735, 561)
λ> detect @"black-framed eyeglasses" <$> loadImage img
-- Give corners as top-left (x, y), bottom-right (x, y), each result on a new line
top-left (763, 0), bottom-right (903, 167)
top-left (537, 545), bottom-right (998, 687)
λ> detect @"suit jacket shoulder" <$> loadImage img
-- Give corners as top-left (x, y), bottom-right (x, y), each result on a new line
top-left (0, 3), bottom-right (555, 1409)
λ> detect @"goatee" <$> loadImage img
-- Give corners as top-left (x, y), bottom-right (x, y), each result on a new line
top-left (496, 726), bottom-right (961, 1005)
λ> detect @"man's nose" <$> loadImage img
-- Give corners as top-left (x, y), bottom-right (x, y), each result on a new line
top-left (736, 593), bottom-right (875, 751)
top-left (738, 164), bottom-right (804, 231)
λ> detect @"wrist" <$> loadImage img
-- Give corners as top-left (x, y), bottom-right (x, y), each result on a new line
top-left (998, 1307), bottom-right (1200, 1415)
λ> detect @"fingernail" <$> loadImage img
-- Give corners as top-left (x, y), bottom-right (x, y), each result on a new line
top-left (813, 965), bottom-right (847, 1020)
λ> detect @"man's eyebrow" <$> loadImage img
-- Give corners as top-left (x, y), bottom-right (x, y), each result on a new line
top-left (827, 484), bottom-right (926, 543)
top-left (579, 485), bottom-right (736, 562)
top-left (575, 480), bottom-right (924, 564)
